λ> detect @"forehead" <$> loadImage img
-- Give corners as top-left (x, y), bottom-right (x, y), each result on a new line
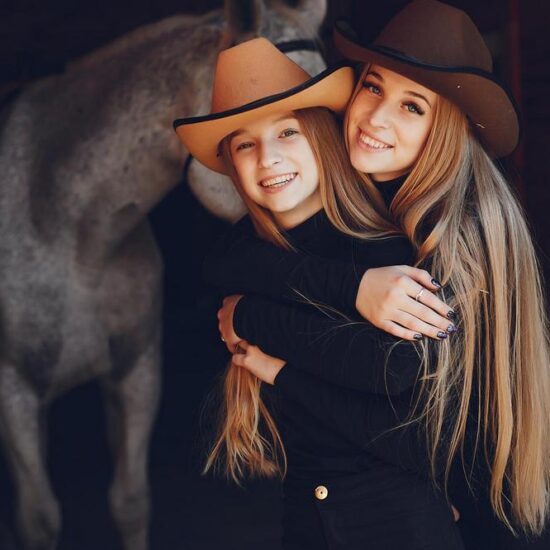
top-left (367, 65), bottom-right (437, 99)
top-left (230, 110), bottom-right (297, 139)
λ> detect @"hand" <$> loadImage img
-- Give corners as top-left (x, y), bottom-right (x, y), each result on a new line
top-left (356, 266), bottom-right (457, 341)
top-left (451, 504), bottom-right (460, 522)
top-left (217, 294), bottom-right (244, 353)
top-left (231, 340), bottom-right (286, 385)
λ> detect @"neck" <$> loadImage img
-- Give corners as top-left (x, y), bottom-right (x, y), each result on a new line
top-left (272, 191), bottom-right (323, 230)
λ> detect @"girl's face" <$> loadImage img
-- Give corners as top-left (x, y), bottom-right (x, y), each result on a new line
top-left (229, 111), bottom-right (321, 229)
top-left (347, 65), bottom-right (437, 182)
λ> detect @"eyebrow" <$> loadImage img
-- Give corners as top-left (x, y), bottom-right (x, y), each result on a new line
top-left (229, 115), bottom-right (297, 141)
top-left (368, 71), bottom-right (432, 108)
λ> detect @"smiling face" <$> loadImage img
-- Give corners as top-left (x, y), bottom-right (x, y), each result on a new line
top-left (347, 65), bottom-right (437, 182)
top-left (228, 111), bottom-right (321, 229)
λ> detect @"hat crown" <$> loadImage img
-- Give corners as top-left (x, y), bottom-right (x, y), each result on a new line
top-left (374, 0), bottom-right (492, 71)
top-left (211, 38), bottom-right (312, 114)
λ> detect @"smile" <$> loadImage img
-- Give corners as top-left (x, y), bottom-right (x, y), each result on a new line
top-left (358, 130), bottom-right (393, 150)
top-left (259, 172), bottom-right (297, 189)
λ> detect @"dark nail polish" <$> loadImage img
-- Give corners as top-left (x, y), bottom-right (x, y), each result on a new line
top-left (431, 278), bottom-right (442, 288)
top-left (437, 331), bottom-right (448, 339)
top-left (447, 324), bottom-right (457, 333)
top-left (447, 310), bottom-right (457, 320)
top-left (413, 333), bottom-right (423, 340)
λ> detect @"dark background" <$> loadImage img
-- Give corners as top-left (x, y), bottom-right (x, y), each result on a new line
top-left (0, 1), bottom-right (549, 549)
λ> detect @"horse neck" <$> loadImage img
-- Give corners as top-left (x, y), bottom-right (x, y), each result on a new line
top-left (2, 13), bottom-right (224, 255)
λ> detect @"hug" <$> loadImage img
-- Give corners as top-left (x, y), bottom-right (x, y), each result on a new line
top-left (175, 1), bottom-right (550, 548)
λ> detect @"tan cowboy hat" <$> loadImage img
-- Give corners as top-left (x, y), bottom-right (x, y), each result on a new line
top-left (333, 0), bottom-right (520, 158)
top-left (173, 38), bottom-right (354, 173)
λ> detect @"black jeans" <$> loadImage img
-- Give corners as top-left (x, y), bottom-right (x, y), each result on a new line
top-left (282, 469), bottom-right (465, 550)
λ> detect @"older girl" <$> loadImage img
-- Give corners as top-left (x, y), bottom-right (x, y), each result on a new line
top-left (204, 1), bottom-right (550, 548)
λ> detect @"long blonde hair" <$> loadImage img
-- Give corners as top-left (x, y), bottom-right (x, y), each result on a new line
top-left (206, 79), bottom-right (550, 536)
top-left (203, 107), bottom-right (380, 483)
top-left (334, 66), bottom-right (550, 535)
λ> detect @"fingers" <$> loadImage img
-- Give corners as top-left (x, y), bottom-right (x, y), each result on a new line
top-left (393, 281), bottom-right (456, 335)
top-left (231, 352), bottom-right (245, 367)
top-left (234, 340), bottom-right (249, 353)
top-left (396, 266), bottom-right (442, 291)
top-left (415, 288), bottom-right (457, 321)
top-left (392, 310), bottom-right (452, 340)
top-left (379, 320), bottom-right (425, 342)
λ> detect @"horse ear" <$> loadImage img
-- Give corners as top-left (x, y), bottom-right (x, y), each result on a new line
top-left (289, 0), bottom-right (327, 30)
top-left (224, 0), bottom-right (266, 43)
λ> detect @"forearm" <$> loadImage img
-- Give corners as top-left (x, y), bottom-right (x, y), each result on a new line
top-left (274, 366), bottom-right (441, 478)
top-left (203, 218), bottom-right (363, 314)
top-left (234, 295), bottom-right (421, 395)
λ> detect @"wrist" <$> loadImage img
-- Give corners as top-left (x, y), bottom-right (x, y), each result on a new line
top-left (355, 268), bottom-right (371, 313)
top-left (271, 362), bottom-right (287, 386)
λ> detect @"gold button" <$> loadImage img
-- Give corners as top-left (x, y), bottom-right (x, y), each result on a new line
top-left (314, 485), bottom-right (328, 500)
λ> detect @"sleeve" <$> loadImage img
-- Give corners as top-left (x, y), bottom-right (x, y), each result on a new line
top-left (272, 365), bottom-right (442, 478)
top-left (234, 294), bottom-right (422, 395)
top-left (203, 218), bottom-right (408, 315)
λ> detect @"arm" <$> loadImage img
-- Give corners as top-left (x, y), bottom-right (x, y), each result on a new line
top-left (206, 219), bottom-right (455, 341)
top-left (274, 366), bottom-right (440, 478)
top-left (231, 342), bottom-right (442, 478)
top-left (204, 216), bottom-right (362, 313)
top-left (232, 294), bottom-right (422, 395)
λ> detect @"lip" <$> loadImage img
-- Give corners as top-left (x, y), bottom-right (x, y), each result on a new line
top-left (356, 128), bottom-right (393, 153)
top-left (258, 172), bottom-right (297, 194)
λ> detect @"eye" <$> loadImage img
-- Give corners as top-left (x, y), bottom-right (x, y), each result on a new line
top-left (234, 141), bottom-right (254, 151)
top-left (280, 128), bottom-right (298, 138)
top-left (362, 81), bottom-right (381, 95)
top-left (404, 102), bottom-right (424, 115)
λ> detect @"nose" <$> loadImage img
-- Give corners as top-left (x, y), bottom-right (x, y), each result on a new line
top-left (258, 141), bottom-right (282, 168)
top-left (368, 102), bottom-right (391, 129)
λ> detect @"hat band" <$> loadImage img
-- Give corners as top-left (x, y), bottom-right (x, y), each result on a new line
top-left (275, 39), bottom-right (320, 54)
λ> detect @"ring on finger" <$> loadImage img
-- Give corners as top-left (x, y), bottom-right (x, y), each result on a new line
top-left (415, 288), bottom-right (425, 302)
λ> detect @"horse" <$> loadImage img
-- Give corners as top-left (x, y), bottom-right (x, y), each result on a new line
top-left (0, 1), bottom-right (327, 548)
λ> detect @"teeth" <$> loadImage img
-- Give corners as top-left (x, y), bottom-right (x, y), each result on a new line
top-left (359, 132), bottom-right (391, 149)
top-left (260, 173), bottom-right (297, 188)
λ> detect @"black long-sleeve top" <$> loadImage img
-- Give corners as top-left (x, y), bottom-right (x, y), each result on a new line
top-left (204, 175), bottom-right (443, 480)
top-left (203, 178), bottom-right (550, 548)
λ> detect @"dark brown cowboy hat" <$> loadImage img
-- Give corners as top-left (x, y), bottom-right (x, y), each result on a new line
top-left (173, 38), bottom-right (354, 174)
top-left (333, 0), bottom-right (520, 158)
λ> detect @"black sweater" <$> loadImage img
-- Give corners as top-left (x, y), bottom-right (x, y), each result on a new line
top-left (204, 178), bottom-right (550, 548)
top-left (204, 176), bottom-right (441, 480)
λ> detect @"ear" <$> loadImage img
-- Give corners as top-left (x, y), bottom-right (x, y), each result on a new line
top-left (224, 0), bottom-right (266, 44)
top-left (289, 0), bottom-right (327, 30)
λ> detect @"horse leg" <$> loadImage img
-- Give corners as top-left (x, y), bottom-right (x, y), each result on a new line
top-left (0, 365), bottom-right (60, 550)
top-left (101, 337), bottom-right (161, 550)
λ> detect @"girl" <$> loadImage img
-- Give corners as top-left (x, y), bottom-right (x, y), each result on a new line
top-left (206, 1), bottom-right (550, 548)
top-left (175, 36), bottom-right (466, 549)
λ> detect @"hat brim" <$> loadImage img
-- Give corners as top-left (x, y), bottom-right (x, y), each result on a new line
top-left (174, 64), bottom-right (355, 173)
top-left (334, 21), bottom-right (520, 158)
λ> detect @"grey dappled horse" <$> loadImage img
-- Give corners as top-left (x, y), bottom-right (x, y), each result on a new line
top-left (0, 0), bottom-right (327, 548)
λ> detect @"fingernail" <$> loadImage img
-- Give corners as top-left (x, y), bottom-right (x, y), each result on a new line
top-left (437, 331), bottom-right (448, 339)
top-left (431, 278), bottom-right (442, 288)
top-left (447, 324), bottom-right (457, 333)
top-left (447, 310), bottom-right (457, 320)
top-left (413, 333), bottom-right (423, 340)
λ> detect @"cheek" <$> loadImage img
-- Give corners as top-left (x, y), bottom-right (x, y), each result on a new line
top-left (234, 159), bottom-right (257, 196)
top-left (401, 120), bottom-right (432, 158)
